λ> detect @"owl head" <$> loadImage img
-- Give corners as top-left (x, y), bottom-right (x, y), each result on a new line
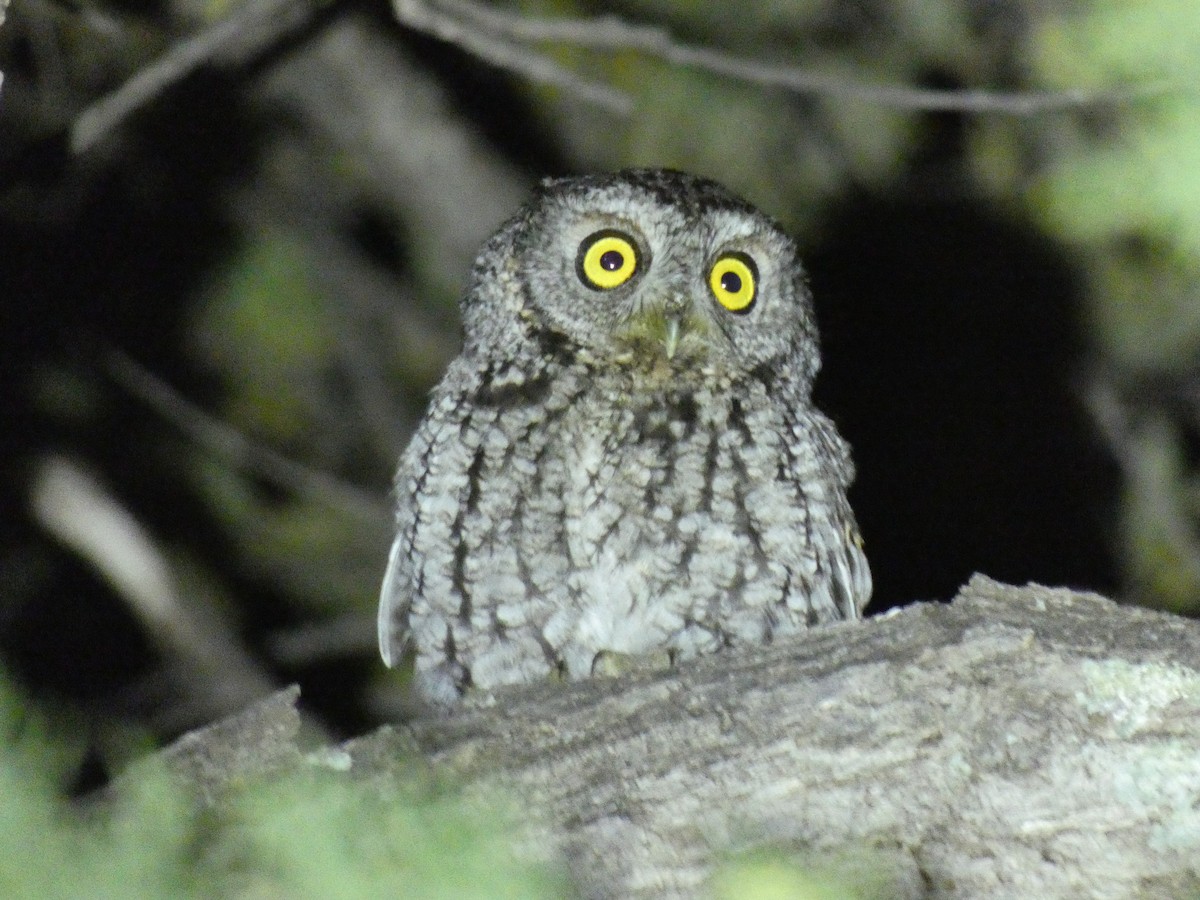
top-left (462, 169), bottom-right (821, 391)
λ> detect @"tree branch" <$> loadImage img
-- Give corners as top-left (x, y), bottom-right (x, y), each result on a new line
top-left (150, 577), bottom-right (1200, 896)
top-left (393, 0), bottom-right (1167, 115)
top-left (71, 0), bottom-right (334, 153)
top-left (29, 456), bottom-right (278, 725)
top-left (106, 350), bottom-right (389, 526)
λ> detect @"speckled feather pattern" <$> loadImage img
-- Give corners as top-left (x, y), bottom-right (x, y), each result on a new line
top-left (380, 169), bottom-right (871, 708)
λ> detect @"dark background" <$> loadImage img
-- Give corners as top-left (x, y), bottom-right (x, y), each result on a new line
top-left (0, 1), bottom-right (1144, 753)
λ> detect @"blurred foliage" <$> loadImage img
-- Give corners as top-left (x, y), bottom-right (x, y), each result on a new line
top-left (0, 672), bottom-right (566, 897)
top-left (189, 233), bottom-right (390, 613)
top-left (710, 846), bottom-right (913, 900)
top-left (1121, 419), bottom-right (1200, 614)
top-left (197, 236), bottom-right (335, 442)
top-left (1014, 3), bottom-right (1200, 612)
top-left (711, 856), bottom-right (858, 900)
top-left (1028, 0), bottom-right (1200, 368)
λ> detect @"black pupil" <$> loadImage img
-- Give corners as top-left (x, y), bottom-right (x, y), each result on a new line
top-left (720, 271), bottom-right (743, 293)
top-left (599, 249), bottom-right (624, 271)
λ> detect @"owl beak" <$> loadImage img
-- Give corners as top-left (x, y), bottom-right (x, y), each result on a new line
top-left (619, 300), bottom-right (696, 365)
top-left (663, 317), bottom-right (681, 360)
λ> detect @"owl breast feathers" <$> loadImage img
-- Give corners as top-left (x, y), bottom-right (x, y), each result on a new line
top-left (379, 168), bottom-right (871, 708)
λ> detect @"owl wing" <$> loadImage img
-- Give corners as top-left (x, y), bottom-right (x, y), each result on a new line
top-left (825, 438), bottom-right (872, 619)
top-left (377, 360), bottom-right (480, 669)
top-left (803, 408), bottom-right (874, 619)
top-left (377, 525), bottom-right (412, 668)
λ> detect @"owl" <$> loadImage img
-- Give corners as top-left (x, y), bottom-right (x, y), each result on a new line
top-left (379, 169), bottom-right (871, 708)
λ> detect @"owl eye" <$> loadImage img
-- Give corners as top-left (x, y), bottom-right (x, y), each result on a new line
top-left (709, 252), bottom-right (758, 314)
top-left (576, 230), bottom-right (640, 290)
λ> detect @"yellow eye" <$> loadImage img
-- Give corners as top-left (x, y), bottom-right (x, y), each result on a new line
top-left (709, 253), bottom-right (757, 313)
top-left (576, 230), bottom-right (639, 290)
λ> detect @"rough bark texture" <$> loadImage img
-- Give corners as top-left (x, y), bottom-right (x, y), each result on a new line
top-left (161, 577), bottom-right (1200, 897)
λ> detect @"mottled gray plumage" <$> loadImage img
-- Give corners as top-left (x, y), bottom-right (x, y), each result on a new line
top-left (379, 169), bottom-right (871, 708)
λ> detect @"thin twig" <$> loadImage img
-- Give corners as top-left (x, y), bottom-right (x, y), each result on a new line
top-left (391, 0), bottom-right (631, 112)
top-left (0, 0), bottom-right (10, 97)
top-left (73, 0), bottom-right (1159, 157)
top-left (29, 456), bottom-right (278, 721)
top-left (1085, 375), bottom-right (1200, 590)
top-left (71, 0), bottom-right (334, 153)
top-left (395, 0), bottom-right (1168, 115)
top-left (106, 349), bottom-right (390, 526)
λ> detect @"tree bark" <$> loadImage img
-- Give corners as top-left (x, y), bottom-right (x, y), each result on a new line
top-left (164, 577), bottom-right (1200, 897)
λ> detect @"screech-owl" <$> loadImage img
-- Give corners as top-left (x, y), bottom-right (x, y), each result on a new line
top-left (379, 169), bottom-right (871, 708)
